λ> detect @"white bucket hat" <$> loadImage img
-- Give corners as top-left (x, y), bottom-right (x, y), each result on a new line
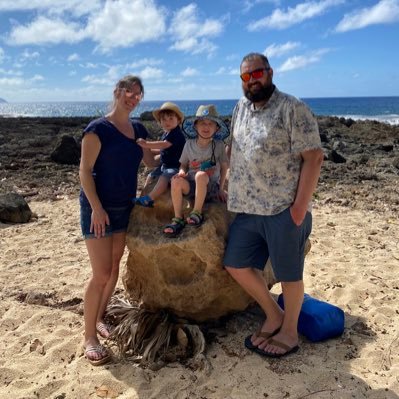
top-left (182, 104), bottom-right (230, 141)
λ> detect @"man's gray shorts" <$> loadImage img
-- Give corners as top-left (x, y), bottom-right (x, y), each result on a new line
top-left (223, 207), bottom-right (312, 282)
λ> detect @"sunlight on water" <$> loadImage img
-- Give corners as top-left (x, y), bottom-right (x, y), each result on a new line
top-left (1, 97), bottom-right (399, 125)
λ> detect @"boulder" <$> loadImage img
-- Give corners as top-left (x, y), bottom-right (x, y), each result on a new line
top-left (123, 193), bottom-right (281, 322)
top-left (0, 192), bottom-right (32, 223)
top-left (51, 135), bottom-right (80, 165)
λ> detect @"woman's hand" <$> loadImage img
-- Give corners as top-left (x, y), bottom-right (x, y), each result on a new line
top-left (136, 138), bottom-right (147, 148)
top-left (90, 207), bottom-right (110, 238)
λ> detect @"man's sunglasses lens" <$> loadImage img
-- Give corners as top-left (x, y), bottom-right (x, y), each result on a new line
top-left (240, 68), bottom-right (268, 82)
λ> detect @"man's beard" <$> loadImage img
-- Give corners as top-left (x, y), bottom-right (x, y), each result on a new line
top-left (244, 82), bottom-right (275, 103)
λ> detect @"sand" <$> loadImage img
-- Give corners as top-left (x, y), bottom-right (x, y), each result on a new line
top-left (1, 196), bottom-right (398, 399)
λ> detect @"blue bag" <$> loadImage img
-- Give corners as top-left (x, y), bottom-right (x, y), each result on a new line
top-left (278, 293), bottom-right (345, 342)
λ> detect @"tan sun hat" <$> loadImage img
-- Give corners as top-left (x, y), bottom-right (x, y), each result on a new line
top-left (152, 102), bottom-right (184, 123)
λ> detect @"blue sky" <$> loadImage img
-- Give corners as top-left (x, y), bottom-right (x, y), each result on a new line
top-left (0, 0), bottom-right (398, 102)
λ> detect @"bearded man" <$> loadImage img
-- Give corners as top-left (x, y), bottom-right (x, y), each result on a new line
top-left (224, 52), bottom-right (323, 358)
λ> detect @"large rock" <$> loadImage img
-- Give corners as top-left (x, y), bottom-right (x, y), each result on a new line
top-left (0, 192), bottom-right (32, 223)
top-left (51, 135), bottom-right (80, 165)
top-left (123, 193), bottom-right (279, 322)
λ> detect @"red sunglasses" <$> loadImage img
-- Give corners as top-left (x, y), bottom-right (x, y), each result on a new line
top-left (240, 67), bottom-right (270, 82)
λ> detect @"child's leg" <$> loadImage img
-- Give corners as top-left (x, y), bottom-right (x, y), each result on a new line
top-left (163, 177), bottom-right (190, 235)
top-left (171, 176), bottom-right (190, 218)
top-left (148, 175), bottom-right (169, 200)
top-left (192, 171), bottom-right (209, 213)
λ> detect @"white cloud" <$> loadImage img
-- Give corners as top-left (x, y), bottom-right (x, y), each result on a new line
top-left (7, 16), bottom-right (87, 45)
top-left (216, 67), bottom-right (238, 75)
top-left (20, 49), bottom-right (40, 60)
top-left (0, 68), bottom-right (23, 76)
top-left (80, 62), bottom-right (99, 69)
top-left (264, 41), bottom-right (301, 57)
top-left (139, 67), bottom-right (164, 80)
top-left (31, 74), bottom-right (44, 81)
top-left (128, 58), bottom-right (164, 69)
top-left (68, 53), bottom-right (80, 62)
top-left (86, 0), bottom-right (167, 52)
top-left (82, 65), bottom-right (123, 85)
top-left (181, 67), bottom-right (199, 77)
top-left (5, 0), bottom-right (166, 51)
top-left (277, 49), bottom-right (330, 72)
top-left (0, 77), bottom-right (25, 86)
top-left (248, 0), bottom-right (344, 31)
top-left (242, 0), bottom-right (281, 14)
top-left (169, 4), bottom-right (224, 55)
top-left (0, 48), bottom-right (5, 63)
top-left (0, 0), bottom-right (102, 17)
top-left (335, 0), bottom-right (399, 32)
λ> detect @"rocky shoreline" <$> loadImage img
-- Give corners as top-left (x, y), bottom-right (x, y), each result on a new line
top-left (0, 115), bottom-right (398, 213)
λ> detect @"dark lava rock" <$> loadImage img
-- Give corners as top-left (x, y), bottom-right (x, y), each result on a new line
top-left (51, 135), bottom-right (80, 165)
top-left (0, 192), bottom-right (32, 223)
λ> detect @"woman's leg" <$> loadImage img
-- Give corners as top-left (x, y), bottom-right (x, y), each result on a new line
top-left (96, 232), bottom-right (126, 328)
top-left (83, 236), bottom-right (113, 357)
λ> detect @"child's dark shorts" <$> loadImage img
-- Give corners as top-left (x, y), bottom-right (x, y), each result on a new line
top-left (80, 202), bottom-right (134, 239)
top-left (149, 165), bottom-right (178, 181)
top-left (186, 179), bottom-right (220, 202)
top-left (223, 207), bottom-right (312, 282)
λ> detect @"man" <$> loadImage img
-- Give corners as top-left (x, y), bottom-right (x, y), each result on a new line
top-left (224, 52), bottom-right (323, 357)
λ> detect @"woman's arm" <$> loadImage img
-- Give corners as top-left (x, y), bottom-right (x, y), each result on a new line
top-left (136, 138), bottom-right (172, 150)
top-left (79, 133), bottom-right (110, 237)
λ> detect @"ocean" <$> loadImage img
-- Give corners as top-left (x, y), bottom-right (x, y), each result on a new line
top-left (1, 96), bottom-right (399, 125)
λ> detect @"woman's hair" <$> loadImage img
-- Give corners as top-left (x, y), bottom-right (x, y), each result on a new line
top-left (110, 75), bottom-right (144, 111)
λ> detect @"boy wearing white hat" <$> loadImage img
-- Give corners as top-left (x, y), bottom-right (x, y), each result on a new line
top-left (136, 102), bottom-right (186, 207)
top-left (163, 104), bottom-right (229, 237)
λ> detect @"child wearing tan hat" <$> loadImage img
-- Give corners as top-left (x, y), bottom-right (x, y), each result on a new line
top-left (135, 102), bottom-right (185, 207)
top-left (163, 104), bottom-right (229, 237)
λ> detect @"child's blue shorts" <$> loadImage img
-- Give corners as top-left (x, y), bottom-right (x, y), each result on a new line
top-left (80, 202), bottom-right (133, 239)
top-left (223, 207), bottom-right (312, 282)
top-left (149, 165), bottom-right (178, 181)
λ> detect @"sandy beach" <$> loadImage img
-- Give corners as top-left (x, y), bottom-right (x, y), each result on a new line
top-left (0, 116), bottom-right (398, 398)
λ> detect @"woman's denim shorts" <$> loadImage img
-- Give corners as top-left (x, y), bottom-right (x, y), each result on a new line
top-left (80, 203), bottom-right (133, 239)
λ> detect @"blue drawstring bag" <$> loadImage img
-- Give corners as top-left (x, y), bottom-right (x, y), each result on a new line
top-left (278, 293), bottom-right (345, 342)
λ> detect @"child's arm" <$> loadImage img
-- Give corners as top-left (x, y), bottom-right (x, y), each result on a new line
top-left (136, 138), bottom-right (172, 150)
top-left (217, 161), bottom-right (229, 202)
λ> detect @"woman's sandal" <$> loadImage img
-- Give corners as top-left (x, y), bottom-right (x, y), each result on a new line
top-left (135, 195), bottom-right (154, 208)
top-left (83, 344), bottom-right (111, 366)
top-left (96, 321), bottom-right (112, 339)
top-left (163, 217), bottom-right (186, 238)
top-left (186, 210), bottom-right (204, 227)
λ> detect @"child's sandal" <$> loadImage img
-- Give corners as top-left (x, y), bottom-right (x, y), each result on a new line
top-left (186, 211), bottom-right (204, 227)
top-left (163, 217), bottom-right (186, 238)
top-left (135, 195), bottom-right (154, 208)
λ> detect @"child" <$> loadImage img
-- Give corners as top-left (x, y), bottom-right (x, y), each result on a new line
top-left (135, 102), bottom-right (186, 207)
top-left (163, 104), bottom-right (229, 237)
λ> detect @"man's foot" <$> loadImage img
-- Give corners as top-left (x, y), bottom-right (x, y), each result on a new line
top-left (244, 327), bottom-right (280, 350)
top-left (83, 343), bottom-right (111, 366)
top-left (250, 316), bottom-right (283, 348)
top-left (96, 321), bottom-right (112, 339)
top-left (257, 331), bottom-right (299, 357)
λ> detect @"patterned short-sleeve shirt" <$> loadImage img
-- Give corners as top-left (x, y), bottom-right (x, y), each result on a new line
top-left (228, 87), bottom-right (321, 216)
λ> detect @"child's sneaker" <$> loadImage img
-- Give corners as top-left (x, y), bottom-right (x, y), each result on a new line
top-left (135, 195), bottom-right (154, 208)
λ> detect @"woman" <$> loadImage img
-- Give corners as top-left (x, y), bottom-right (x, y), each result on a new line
top-left (79, 75), bottom-right (155, 365)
